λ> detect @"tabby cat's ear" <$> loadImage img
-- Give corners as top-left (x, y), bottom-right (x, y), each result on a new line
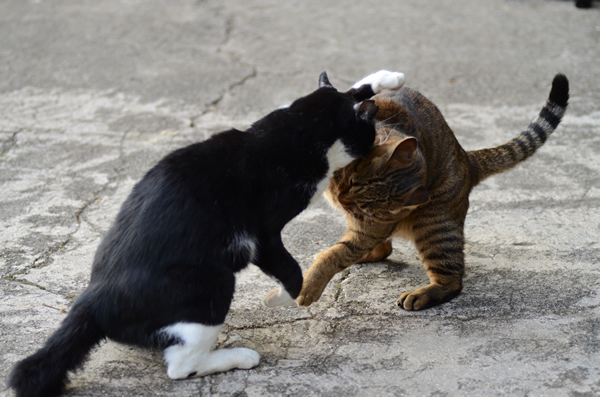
top-left (319, 72), bottom-right (335, 89)
top-left (406, 187), bottom-right (430, 207)
top-left (354, 100), bottom-right (379, 123)
top-left (389, 137), bottom-right (418, 164)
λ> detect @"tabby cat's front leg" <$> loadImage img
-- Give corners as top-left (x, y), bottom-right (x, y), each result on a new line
top-left (296, 221), bottom-right (394, 306)
top-left (357, 240), bottom-right (393, 263)
top-left (397, 219), bottom-right (465, 310)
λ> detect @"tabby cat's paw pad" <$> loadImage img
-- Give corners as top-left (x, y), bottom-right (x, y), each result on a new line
top-left (397, 291), bottom-right (429, 311)
top-left (353, 70), bottom-right (406, 93)
top-left (263, 288), bottom-right (296, 307)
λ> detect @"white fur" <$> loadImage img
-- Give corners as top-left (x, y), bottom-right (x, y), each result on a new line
top-left (326, 139), bottom-right (356, 176)
top-left (162, 323), bottom-right (260, 379)
top-left (307, 139), bottom-right (354, 207)
top-left (263, 287), bottom-right (296, 307)
top-left (228, 231), bottom-right (257, 262)
top-left (352, 70), bottom-right (406, 93)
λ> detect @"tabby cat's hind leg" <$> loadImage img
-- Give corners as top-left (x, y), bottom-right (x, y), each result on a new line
top-left (357, 239), bottom-right (393, 263)
top-left (162, 323), bottom-right (260, 379)
top-left (398, 220), bottom-right (464, 310)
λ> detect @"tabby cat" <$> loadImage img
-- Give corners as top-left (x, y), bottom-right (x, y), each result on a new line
top-left (9, 71), bottom-right (405, 397)
top-left (291, 74), bottom-right (569, 311)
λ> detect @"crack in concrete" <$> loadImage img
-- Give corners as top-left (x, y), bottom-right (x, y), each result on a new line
top-left (233, 372), bottom-right (251, 397)
top-left (190, 67), bottom-right (258, 127)
top-left (223, 310), bottom-right (405, 337)
top-left (5, 122), bottom-right (129, 294)
top-left (225, 316), bottom-right (314, 332)
top-left (333, 269), bottom-right (352, 304)
top-left (220, 16), bottom-right (235, 52)
top-left (187, 12), bottom-right (259, 128)
top-left (0, 129), bottom-right (20, 157)
top-left (581, 185), bottom-right (592, 200)
top-left (7, 191), bottom-right (104, 290)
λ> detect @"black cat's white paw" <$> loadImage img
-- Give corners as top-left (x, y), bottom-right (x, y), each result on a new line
top-left (353, 70), bottom-right (406, 94)
top-left (263, 287), bottom-right (296, 307)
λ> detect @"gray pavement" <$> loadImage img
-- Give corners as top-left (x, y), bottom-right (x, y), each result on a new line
top-left (1, 0), bottom-right (599, 396)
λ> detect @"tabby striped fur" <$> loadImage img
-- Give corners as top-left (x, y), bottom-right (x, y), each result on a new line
top-left (297, 74), bottom-right (569, 310)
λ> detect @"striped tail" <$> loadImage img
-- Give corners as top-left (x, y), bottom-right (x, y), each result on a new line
top-left (8, 298), bottom-right (104, 397)
top-left (468, 74), bottom-right (569, 186)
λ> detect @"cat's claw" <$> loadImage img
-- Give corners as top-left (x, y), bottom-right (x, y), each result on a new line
top-left (352, 70), bottom-right (406, 94)
top-left (263, 287), bottom-right (296, 307)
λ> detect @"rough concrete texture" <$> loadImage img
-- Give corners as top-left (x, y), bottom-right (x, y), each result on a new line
top-left (1, 0), bottom-right (599, 396)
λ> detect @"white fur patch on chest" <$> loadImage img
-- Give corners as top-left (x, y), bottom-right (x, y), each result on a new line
top-left (309, 139), bottom-right (355, 206)
top-left (325, 139), bottom-right (355, 174)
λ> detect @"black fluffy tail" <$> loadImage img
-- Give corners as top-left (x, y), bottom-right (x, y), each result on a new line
top-left (468, 74), bottom-right (569, 185)
top-left (8, 299), bottom-right (103, 397)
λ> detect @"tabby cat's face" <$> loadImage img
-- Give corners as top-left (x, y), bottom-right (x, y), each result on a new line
top-left (328, 135), bottom-right (429, 223)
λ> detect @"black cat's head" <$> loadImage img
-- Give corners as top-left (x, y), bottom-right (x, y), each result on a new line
top-left (282, 72), bottom-right (377, 165)
top-left (316, 72), bottom-right (378, 159)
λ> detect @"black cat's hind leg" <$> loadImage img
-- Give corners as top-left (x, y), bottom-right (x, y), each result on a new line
top-left (161, 323), bottom-right (260, 379)
top-left (156, 261), bottom-right (259, 378)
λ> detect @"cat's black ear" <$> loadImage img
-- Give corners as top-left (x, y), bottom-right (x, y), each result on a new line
top-left (319, 72), bottom-right (335, 89)
top-left (355, 100), bottom-right (379, 123)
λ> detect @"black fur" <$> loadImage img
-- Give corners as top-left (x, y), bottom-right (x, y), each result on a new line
top-left (548, 73), bottom-right (569, 109)
top-left (8, 76), bottom-right (378, 397)
top-left (575, 0), bottom-right (593, 8)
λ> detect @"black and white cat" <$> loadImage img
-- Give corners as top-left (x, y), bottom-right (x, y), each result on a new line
top-left (9, 70), bottom-right (405, 397)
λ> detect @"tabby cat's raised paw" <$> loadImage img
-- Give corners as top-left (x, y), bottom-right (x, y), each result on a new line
top-left (352, 70), bottom-right (406, 94)
top-left (295, 289), bottom-right (320, 307)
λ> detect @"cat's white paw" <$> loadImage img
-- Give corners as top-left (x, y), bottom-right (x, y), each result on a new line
top-left (352, 70), bottom-right (406, 93)
top-left (263, 287), bottom-right (296, 307)
top-left (231, 347), bottom-right (261, 369)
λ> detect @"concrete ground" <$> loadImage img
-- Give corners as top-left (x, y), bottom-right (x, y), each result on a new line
top-left (1, 0), bottom-right (599, 396)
